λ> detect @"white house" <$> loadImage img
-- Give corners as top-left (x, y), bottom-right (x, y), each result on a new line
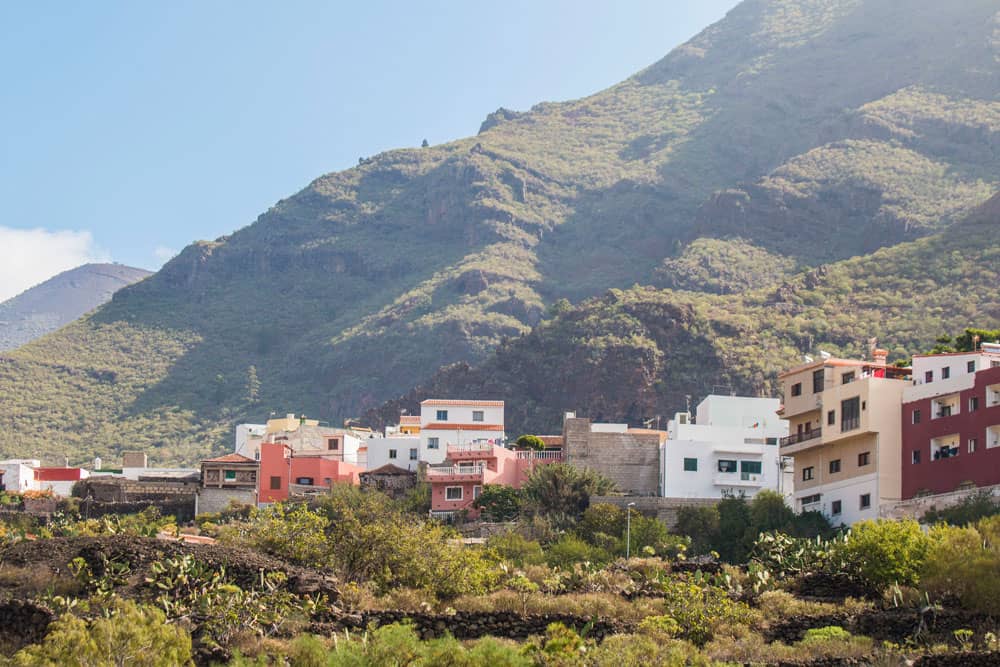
top-left (234, 424), bottom-right (266, 458)
top-left (365, 435), bottom-right (421, 472)
top-left (0, 459), bottom-right (40, 492)
top-left (419, 399), bottom-right (505, 465)
top-left (659, 395), bottom-right (790, 500)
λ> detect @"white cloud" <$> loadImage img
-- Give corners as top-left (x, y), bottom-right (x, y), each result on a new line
top-left (153, 246), bottom-right (177, 265)
top-left (0, 226), bottom-right (109, 302)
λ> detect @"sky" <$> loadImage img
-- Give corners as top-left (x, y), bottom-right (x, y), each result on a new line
top-left (0, 1), bottom-right (738, 301)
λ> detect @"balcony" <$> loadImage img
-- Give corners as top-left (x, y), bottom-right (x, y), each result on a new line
top-left (931, 393), bottom-right (960, 420)
top-left (841, 416), bottom-right (860, 432)
top-left (446, 442), bottom-right (494, 458)
top-left (426, 463), bottom-right (486, 482)
top-left (931, 434), bottom-right (960, 461)
top-left (781, 428), bottom-right (821, 447)
top-left (516, 450), bottom-right (564, 461)
top-left (712, 472), bottom-right (764, 487)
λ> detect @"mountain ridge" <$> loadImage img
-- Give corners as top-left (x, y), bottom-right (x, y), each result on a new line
top-left (0, 0), bottom-right (998, 464)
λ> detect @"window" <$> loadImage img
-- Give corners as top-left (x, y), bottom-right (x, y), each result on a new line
top-left (270, 476), bottom-right (281, 490)
top-left (388, 449), bottom-right (397, 459)
top-left (831, 500), bottom-right (842, 515)
top-left (842, 372), bottom-right (855, 384)
top-left (994, 360), bottom-right (1000, 369)
top-left (859, 493), bottom-right (871, 510)
top-left (766, 437), bottom-right (778, 445)
top-left (683, 458), bottom-right (698, 472)
top-left (801, 493), bottom-right (821, 506)
top-left (912, 450), bottom-right (921, 464)
top-left (473, 485), bottom-right (482, 499)
top-left (912, 409), bottom-right (921, 424)
top-left (827, 410), bottom-right (836, 426)
top-left (445, 486), bottom-right (463, 501)
top-left (858, 451), bottom-right (871, 466)
top-left (968, 360), bottom-right (977, 373)
top-left (409, 448), bottom-right (418, 460)
top-left (740, 460), bottom-right (762, 479)
top-left (327, 438), bottom-right (340, 451)
top-left (970, 396), bottom-right (979, 412)
top-left (942, 366), bottom-right (951, 380)
top-left (427, 437), bottom-right (440, 449)
top-left (841, 396), bottom-right (860, 431)
top-left (791, 382), bottom-right (802, 397)
top-left (813, 369), bottom-right (825, 394)
top-left (969, 438), bottom-right (978, 454)
top-left (717, 459), bottom-right (737, 473)
top-left (295, 477), bottom-right (314, 485)
top-left (472, 410), bottom-right (484, 422)
top-left (436, 410), bottom-right (448, 421)
top-left (802, 466), bottom-right (814, 481)
top-left (829, 459), bottom-right (841, 474)
top-left (224, 470), bottom-right (236, 480)
top-left (925, 370), bottom-right (934, 383)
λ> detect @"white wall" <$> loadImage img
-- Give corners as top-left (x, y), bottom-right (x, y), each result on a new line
top-left (419, 402), bottom-right (504, 427)
top-left (234, 424), bottom-right (266, 457)
top-left (419, 401), bottom-right (505, 465)
top-left (0, 460), bottom-right (40, 492)
top-left (366, 436), bottom-right (421, 471)
top-left (794, 472), bottom-right (878, 526)
top-left (660, 395), bottom-right (789, 500)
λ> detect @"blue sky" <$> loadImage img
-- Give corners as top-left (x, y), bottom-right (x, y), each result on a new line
top-left (0, 1), bottom-right (738, 299)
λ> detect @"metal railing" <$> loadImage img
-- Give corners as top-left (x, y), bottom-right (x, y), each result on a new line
top-left (515, 450), bottom-right (564, 460)
top-left (841, 417), bottom-right (860, 432)
top-left (780, 428), bottom-right (821, 447)
top-left (426, 463), bottom-right (486, 478)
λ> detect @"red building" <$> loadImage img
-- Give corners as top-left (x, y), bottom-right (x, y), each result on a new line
top-left (901, 348), bottom-right (1000, 499)
top-left (257, 442), bottom-right (363, 504)
top-left (427, 441), bottom-right (563, 518)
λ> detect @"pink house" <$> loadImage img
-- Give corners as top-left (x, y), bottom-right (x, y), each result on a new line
top-left (427, 440), bottom-right (563, 518)
top-left (258, 442), bottom-right (363, 504)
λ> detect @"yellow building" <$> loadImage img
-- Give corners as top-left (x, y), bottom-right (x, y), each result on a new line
top-left (265, 413), bottom-right (319, 434)
top-left (778, 351), bottom-right (910, 525)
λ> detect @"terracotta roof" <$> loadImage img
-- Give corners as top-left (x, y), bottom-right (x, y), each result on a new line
top-left (537, 435), bottom-right (564, 446)
top-left (777, 358), bottom-right (895, 378)
top-left (399, 416), bottom-right (421, 425)
top-left (363, 464), bottom-right (416, 476)
top-left (201, 453), bottom-right (257, 464)
top-left (420, 399), bottom-right (504, 407)
top-left (626, 428), bottom-right (669, 443)
top-left (423, 423), bottom-right (504, 431)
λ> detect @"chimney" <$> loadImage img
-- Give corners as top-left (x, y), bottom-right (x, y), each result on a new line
top-left (873, 348), bottom-right (888, 365)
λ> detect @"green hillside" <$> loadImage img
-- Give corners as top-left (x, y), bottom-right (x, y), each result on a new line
top-left (0, 0), bottom-right (998, 464)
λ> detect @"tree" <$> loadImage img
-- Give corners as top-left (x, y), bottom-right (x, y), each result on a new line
top-left (13, 599), bottom-right (192, 666)
top-left (674, 505), bottom-right (720, 556)
top-left (749, 490), bottom-right (795, 535)
top-left (421, 139), bottom-right (429, 148)
top-left (472, 485), bottom-right (522, 521)
top-left (716, 495), bottom-right (754, 563)
top-left (520, 463), bottom-right (615, 525)
top-left (515, 434), bottom-right (545, 450)
top-left (245, 365), bottom-right (261, 405)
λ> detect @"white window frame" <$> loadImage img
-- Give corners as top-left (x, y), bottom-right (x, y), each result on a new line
top-left (472, 410), bottom-right (484, 422)
top-left (436, 410), bottom-right (448, 421)
top-left (473, 485), bottom-right (482, 499)
top-left (427, 437), bottom-right (440, 449)
top-left (445, 486), bottom-right (463, 501)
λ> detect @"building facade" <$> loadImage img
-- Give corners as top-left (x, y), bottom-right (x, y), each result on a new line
top-left (419, 399), bottom-right (505, 465)
top-left (901, 345), bottom-right (1000, 498)
top-left (660, 395), bottom-right (790, 500)
top-left (257, 442), bottom-right (363, 504)
top-left (427, 442), bottom-right (563, 517)
top-left (779, 351), bottom-right (910, 525)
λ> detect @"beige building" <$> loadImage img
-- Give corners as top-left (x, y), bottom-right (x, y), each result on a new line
top-left (778, 350), bottom-right (910, 525)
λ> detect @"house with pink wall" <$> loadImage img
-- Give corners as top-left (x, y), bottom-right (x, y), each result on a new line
top-left (428, 440), bottom-right (563, 518)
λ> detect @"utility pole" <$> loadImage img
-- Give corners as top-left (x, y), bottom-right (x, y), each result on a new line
top-left (626, 501), bottom-right (636, 559)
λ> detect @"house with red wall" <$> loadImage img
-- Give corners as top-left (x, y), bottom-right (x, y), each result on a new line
top-left (901, 344), bottom-right (1000, 498)
top-left (258, 441), bottom-right (363, 504)
top-left (427, 442), bottom-right (563, 518)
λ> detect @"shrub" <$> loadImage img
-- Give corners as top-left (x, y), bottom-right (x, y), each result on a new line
top-left (659, 578), bottom-right (758, 646)
top-left (673, 505), bottom-right (719, 556)
top-left (923, 491), bottom-right (1000, 526)
top-left (488, 531), bottom-right (546, 566)
top-left (473, 486), bottom-right (522, 522)
top-left (589, 633), bottom-right (711, 666)
top-left (546, 534), bottom-right (608, 568)
top-left (515, 434), bottom-right (546, 450)
top-left (921, 519), bottom-right (1000, 614)
top-left (838, 520), bottom-right (929, 590)
top-left (802, 625), bottom-right (852, 643)
top-left (12, 599), bottom-right (192, 666)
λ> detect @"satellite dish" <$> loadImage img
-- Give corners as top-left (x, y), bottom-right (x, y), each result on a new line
top-left (819, 351), bottom-right (832, 360)
top-left (803, 355), bottom-right (814, 363)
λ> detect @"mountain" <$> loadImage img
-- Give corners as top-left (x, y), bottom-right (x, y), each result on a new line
top-left (0, 0), bottom-right (998, 464)
top-left (0, 264), bottom-right (151, 352)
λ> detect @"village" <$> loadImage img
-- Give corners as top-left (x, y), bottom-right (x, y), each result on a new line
top-left (5, 342), bottom-right (1000, 530)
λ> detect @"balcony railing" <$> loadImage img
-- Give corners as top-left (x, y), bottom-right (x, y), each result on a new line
top-left (426, 463), bottom-right (486, 480)
top-left (780, 428), bottom-right (821, 447)
top-left (516, 450), bottom-right (564, 461)
top-left (448, 442), bottom-right (494, 453)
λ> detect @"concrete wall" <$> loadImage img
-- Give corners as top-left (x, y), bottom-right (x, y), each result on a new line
top-left (197, 487), bottom-right (256, 515)
top-left (563, 417), bottom-right (660, 495)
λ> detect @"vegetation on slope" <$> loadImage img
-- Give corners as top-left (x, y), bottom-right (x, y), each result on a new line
top-left (0, 0), bottom-right (998, 464)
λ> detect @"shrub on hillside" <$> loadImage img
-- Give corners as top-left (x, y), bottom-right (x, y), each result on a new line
top-left (921, 517), bottom-right (1000, 614)
top-left (838, 519), bottom-right (929, 590)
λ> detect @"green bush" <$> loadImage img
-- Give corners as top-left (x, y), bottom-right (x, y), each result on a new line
top-left (473, 485), bottom-right (522, 522)
top-left (922, 491), bottom-right (1000, 526)
top-left (487, 531), bottom-right (546, 566)
top-left (12, 599), bottom-right (192, 666)
top-left (659, 578), bottom-right (758, 647)
top-left (515, 434), bottom-right (546, 450)
top-left (546, 534), bottom-right (609, 568)
top-left (838, 520), bottom-right (929, 590)
top-left (802, 626), bottom-right (852, 643)
top-left (921, 518), bottom-right (1000, 614)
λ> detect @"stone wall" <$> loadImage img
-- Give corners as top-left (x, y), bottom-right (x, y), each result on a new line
top-left (591, 495), bottom-right (717, 528)
top-left (564, 418), bottom-right (661, 495)
top-left (76, 478), bottom-right (199, 503)
top-left (197, 487), bottom-right (256, 515)
top-left (880, 483), bottom-right (1000, 521)
top-left (316, 609), bottom-right (632, 641)
top-left (0, 600), bottom-right (53, 650)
